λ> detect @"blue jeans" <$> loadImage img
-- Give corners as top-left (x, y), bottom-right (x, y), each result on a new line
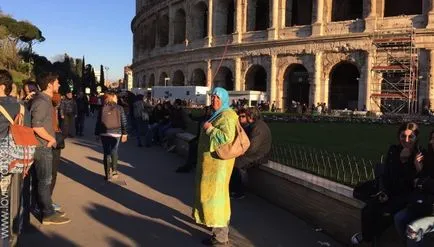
top-left (33, 147), bottom-right (55, 218)
top-left (395, 208), bottom-right (419, 239)
top-left (101, 136), bottom-right (120, 178)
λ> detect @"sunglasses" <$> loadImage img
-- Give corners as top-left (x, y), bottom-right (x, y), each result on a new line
top-left (400, 133), bottom-right (417, 141)
top-left (239, 114), bottom-right (246, 118)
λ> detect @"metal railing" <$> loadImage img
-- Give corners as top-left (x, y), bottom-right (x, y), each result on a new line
top-left (270, 144), bottom-right (376, 187)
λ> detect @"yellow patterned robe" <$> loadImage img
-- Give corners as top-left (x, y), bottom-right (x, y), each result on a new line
top-left (193, 109), bottom-right (238, 227)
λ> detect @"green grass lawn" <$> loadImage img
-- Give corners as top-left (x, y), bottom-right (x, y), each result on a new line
top-left (269, 122), bottom-right (432, 162)
top-left (186, 109), bottom-right (432, 185)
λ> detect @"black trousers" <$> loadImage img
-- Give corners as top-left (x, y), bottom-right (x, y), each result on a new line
top-left (360, 195), bottom-right (409, 242)
top-left (75, 113), bottom-right (86, 135)
top-left (229, 167), bottom-right (248, 194)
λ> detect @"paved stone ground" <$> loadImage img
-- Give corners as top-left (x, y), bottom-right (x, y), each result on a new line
top-left (18, 120), bottom-right (343, 247)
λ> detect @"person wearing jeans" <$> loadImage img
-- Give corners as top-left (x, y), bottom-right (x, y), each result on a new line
top-left (95, 91), bottom-right (128, 180)
top-left (30, 72), bottom-right (70, 225)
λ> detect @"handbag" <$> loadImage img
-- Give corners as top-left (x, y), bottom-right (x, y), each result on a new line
top-left (0, 104), bottom-right (38, 174)
top-left (215, 121), bottom-right (251, 160)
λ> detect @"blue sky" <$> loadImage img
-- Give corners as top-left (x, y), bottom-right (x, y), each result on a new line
top-left (1, 0), bottom-right (134, 81)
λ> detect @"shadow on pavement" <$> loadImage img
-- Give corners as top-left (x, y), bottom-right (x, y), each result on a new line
top-left (18, 224), bottom-right (77, 247)
top-left (85, 203), bottom-right (202, 246)
top-left (57, 157), bottom-right (207, 246)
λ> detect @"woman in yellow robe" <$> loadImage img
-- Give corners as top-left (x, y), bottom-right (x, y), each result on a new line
top-left (193, 87), bottom-right (238, 246)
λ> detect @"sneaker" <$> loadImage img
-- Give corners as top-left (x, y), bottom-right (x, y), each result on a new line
top-left (52, 203), bottom-right (62, 212)
top-left (201, 238), bottom-right (228, 246)
top-left (351, 232), bottom-right (363, 245)
top-left (42, 212), bottom-right (71, 225)
top-left (112, 171), bottom-right (119, 179)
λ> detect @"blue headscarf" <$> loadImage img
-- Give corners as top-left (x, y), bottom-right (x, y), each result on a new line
top-left (209, 87), bottom-right (230, 121)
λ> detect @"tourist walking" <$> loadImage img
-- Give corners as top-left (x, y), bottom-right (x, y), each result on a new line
top-left (60, 91), bottom-right (77, 138)
top-left (75, 92), bottom-right (88, 136)
top-left (193, 87), bottom-right (238, 246)
top-left (95, 91), bottom-right (128, 180)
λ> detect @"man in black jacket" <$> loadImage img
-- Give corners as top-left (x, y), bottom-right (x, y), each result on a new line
top-left (230, 107), bottom-right (272, 199)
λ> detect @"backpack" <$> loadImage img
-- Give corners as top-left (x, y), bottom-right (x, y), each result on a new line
top-left (101, 104), bottom-right (121, 129)
top-left (0, 105), bottom-right (38, 175)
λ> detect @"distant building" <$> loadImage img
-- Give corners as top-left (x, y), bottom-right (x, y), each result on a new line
top-left (95, 70), bottom-right (101, 83)
top-left (123, 65), bottom-right (133, 90)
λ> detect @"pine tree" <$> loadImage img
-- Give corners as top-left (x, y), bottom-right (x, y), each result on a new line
top-left (100, 65), bottom-right (105, 87)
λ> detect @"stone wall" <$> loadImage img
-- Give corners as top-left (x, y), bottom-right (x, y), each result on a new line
top-left (132, 0), bottom-right (434, 112)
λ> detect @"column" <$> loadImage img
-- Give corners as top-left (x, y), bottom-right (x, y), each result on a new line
top-left (269, 55), bottom-right (278, 104)
top-left (235, 57), bottom-right (242, 91)
top-left (427, 0), bottom-right (434, 28)
top-left (207, 0), bottom-right (214, 46)
top-left (312, 52), bottom-right (323, 105)
top-left (362, 52), bottom-right (373, 111)
top-left (364, 0), bottom-right (377, 32)
top-left (429, 50), bottom-right (434, 111)
top-left (233, 0), bottom-right (244, 43)
top-left (268, 0), bottom-right (279, 40)
top-left (312, 0), bottom-right (325, 36)
top-left (168, 5), bottom-right (175, 46)
top-left (207, 60), bottom-right (213, 88)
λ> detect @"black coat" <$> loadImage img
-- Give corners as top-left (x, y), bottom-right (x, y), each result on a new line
top-left (380, 144), bottom-right (422, 197)
top-left (235, 119), bottom-right (272, 169)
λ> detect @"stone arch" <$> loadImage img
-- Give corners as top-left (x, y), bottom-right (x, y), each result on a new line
top-left (245, 65), bottom-right (267, 91)
top-left (173, 70), bottom-right (185, 86)
top-left (191, 68), bottom-right (207, 86)
top-left (174, 9), bottom-right (186, 44)
top-left (285, 0), bottom-right (313, 27)
top-left (191, 2), bottom-right (208, 40)
top-left (247, 0), bottom-right (270, 31)
top-left (283, 64), bottom-right (310, 108)
top-left (329, 62), bottom-right (360, 110)
top-left (331, 0), bottom-right (363, 22)
top-left (159, 72), bottom-right (169, 86)
top-left (384, 0), bottom-right (422, 17)
top-left (214, 66), bottom-right (234, 90)
top-left (149, 74), bottom-right (155, 88)
top-left (214, 0), bottom-right (235, 35)
top-left (158, 14), bottom-right (169, 47)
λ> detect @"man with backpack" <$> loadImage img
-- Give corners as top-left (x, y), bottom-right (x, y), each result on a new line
top-left (31, 72), bottom-right (70, 225)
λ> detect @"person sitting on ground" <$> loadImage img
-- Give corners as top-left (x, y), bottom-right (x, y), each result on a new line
top-left (229, 107), bottom-right (272, 199)
top-left (351, 122), bottom-right (423, 245)
top-left (176, 106), bottom-right (212, 173)
top-left (402, 130), bottom-right (434, 247)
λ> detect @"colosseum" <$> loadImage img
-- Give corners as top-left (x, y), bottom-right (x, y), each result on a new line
top-left (131, 0), bottom-right (434, 113)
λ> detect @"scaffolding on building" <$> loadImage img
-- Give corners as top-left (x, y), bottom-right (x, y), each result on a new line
top-left (370, 29), bottom-right (419, 114)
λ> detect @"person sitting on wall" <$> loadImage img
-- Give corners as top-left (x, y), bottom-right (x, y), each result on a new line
top-left (229, 107), bottom-right (272, 199)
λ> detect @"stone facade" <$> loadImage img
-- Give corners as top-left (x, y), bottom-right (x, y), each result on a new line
top-left (131, 0), bottom-right (434, 112)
